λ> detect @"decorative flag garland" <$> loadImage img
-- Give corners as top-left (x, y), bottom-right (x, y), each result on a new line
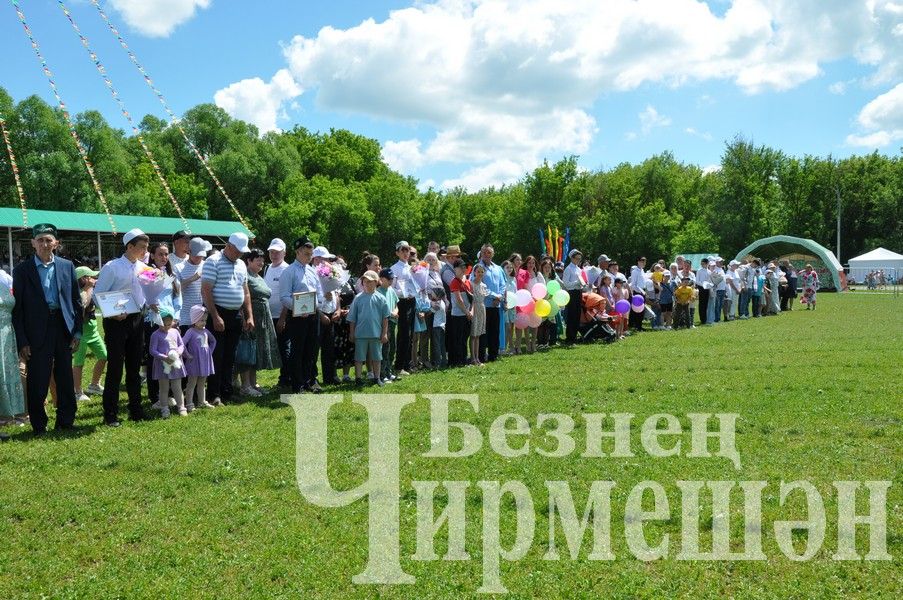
top-left (0, 116), bottom-right (28, 227)
top-left (57, 0), bottom-right (189, 232)
top-left (88, 0), bottom-right (252, 233)
top-left (10, 0), bottom-right (117, 233)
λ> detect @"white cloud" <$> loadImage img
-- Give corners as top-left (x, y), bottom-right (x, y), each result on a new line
top-left (702, 164), bottom-right (722, 174)
top-left (219, 0), bottom-right (903, 189)
top-left (440, 159), bottom-right (527, 190)
top-left (685, 127), bottom-right (714, 141)
top-left (828, 81), bottom-right (848, 95)
top-left (213, 69), bottom-right (302, 134)
top-left (846, 82), bottom-right (903, 148)
top-left (639, 105), bottom-right (671, 134)
top-left (109, 0), bottom-right (211, 37)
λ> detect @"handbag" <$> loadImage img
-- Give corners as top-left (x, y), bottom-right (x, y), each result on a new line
top-left (235, 331), bottom-right (258, 367)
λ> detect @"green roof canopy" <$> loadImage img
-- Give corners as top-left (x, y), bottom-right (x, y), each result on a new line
top-left (733, 235), bottom-right (844, 290)
top-left (0, 207), bottom-right (253, 239)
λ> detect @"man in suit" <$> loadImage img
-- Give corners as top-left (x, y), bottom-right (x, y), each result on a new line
top-left (12, 223), bottom-right (83, 434)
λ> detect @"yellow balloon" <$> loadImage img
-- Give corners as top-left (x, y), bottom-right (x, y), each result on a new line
top-left (534, 298), bottom-right (551, 317)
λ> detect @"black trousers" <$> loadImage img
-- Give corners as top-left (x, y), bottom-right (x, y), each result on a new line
top-left (206, 306), bottom-right (242, 402)
top-left (26, 310), bottom-right (76, 432)
top-left (447, 314), bottom-right (469, 367)
top-left (566, 290), bottom-right (582, 342)
top-left (395, 297), bottom-right (415, 372)
top-left (628, 292), bottom-right (645, 331)
top-left (697, 287), bottom-right (710, 324)
top-left (480, 306), bottom-right (501, 362)
top-left (319, 317), bottom-right (337, 383)
top-left (273, 318), bottom-right (291, 385)
top-left (288, 314), bottom-right (319, 391)
top-left (102, 313), bottom-right (145, 423)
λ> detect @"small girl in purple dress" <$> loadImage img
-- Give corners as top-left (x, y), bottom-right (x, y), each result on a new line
top-left (182, 305), bottom-right (217, 411)
top-left (149, 308), bottom-right (186, 418)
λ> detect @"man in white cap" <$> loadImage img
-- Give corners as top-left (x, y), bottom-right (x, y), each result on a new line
top-left (94, 227), bottom-right (151, 426)
top-left (264, 238), bottom-right (291, 387)
top-left (312, 246), bottom-right (341, 384)
top-left (201, 232), bottom-right (254, 405)
top-left (174, 238), bottom-right (208, 334)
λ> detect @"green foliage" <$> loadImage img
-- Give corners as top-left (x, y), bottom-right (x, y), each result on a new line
top-left (0, 87), bottom-right (900, 266)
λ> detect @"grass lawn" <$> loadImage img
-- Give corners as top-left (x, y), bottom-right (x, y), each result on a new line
top-left (1, 294), bottom-right (900, 598)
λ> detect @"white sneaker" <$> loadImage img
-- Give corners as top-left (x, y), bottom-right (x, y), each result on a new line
top-left (86, 383), bottom-right (104, 395)
top-left (76, 392), bottom-right (89, 402)
top-left (211, 397), bottom-right (223, 407)
top-left (178, 407), bottom-right (188, 416)
top-left (241, 387), bottom-right (262, 397)
top-left (197, 400), bottom-right (214, 409)
top-left (168, 397), bottom-right (177, 407)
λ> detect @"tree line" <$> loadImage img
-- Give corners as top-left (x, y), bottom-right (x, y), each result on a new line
top-left (1, 87), bottom-right (900, 265)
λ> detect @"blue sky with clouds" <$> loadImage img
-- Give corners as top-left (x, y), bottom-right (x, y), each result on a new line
top-left (2, 0), bottom-right (900, 191)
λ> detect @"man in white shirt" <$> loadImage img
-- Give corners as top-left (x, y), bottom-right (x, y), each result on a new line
top-left (94, 228), bottom-right (150, 426)
top-left (725, 260), bottom-right (741, 321)
top-left (562, 249), bottom-right (588, 343)
top-left (390, 241), bottom-right (416, 375)
top-left (278, 236), bottom-right (324, 393)
top-left (169, 230), bottom-right (190, 269)
top-left (710, 257), bottom-right (727, 323)
top-left (264, 238), bottom-right (290, 387)
top-left (695, 257), bottom-right (711, 325)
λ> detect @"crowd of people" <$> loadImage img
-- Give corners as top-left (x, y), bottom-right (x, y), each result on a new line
top-left (0, 223), bottom-right (822, 438)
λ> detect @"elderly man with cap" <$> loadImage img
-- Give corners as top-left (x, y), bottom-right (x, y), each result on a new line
top-left (201, 232), bottom-right (254, 404)
top-left (174, 237), bottom-right (208, 335)
top-left (263, 238), bottom-right (291, 387)
top-left (169, 230), bottom-right (191, 269)
top-left (591, 254), bottom-right (611, 290)
top-left (561, 248), bottom-right (588, 344)
top-left (95, 228), bottom-right (152, 425)
top-left (312, 245), bottom-right (342, 385)
top-left (390, 240), bottom-right (417, 375)
top-left (12, 223), bottom-right (82, 434)
top-left (278, 236), bottom-right (324, 393)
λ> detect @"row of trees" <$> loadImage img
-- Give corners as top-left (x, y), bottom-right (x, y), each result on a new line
top-left (1, 87), bottom-right (900, 266)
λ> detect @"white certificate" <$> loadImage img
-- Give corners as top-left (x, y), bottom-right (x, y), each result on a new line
top-left (292, 291), bottom-right (317, 317)
top-left (96, 290), bottom-right (140, 317)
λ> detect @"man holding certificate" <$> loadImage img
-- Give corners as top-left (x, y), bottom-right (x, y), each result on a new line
top-left (278, 236), bottom-right (324, 393)
top-left (12, 223), bottom-right (82, 434)
top-left (94, 228), bottom-right (151, 426)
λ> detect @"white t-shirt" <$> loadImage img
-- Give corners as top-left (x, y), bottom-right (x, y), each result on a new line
top-left (264, 261), bottom-right (290, 319)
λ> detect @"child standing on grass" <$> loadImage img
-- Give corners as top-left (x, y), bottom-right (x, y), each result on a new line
top-left (429, 288), bottom-right (448, 369)
top-left (659, 271), bottom-right (674, 330)
top-left (378, 268), bottom-right (399, 383)
top-left (149, 308), bottom-right (186, 418)
top-left (182, 305), bottom-right (216, 410)
top-left (673, 276), bottom-right (694, 329)
top-left (72, 266), bottom-right (107, 402)
top-left (349, 270), bottom-right (390, 386)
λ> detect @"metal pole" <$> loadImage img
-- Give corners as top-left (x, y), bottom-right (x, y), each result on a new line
top-left (835, 186), bottom-right (841, 263)
top-left (97, 230), bottom-right (102, 267)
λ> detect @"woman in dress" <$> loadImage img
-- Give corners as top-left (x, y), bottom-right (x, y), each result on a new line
top-left (469, 264), bottom-right (488, 366)
top-left (0, 269), bottom-right (25, 432)
top-left (241, 249), bottom-right (281, 396)
top-left (799, 263), bottom-right (820, 310)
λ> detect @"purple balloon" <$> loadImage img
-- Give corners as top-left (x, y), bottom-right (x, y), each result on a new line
top-left (615, 299), bottom-right (630, 315)
top-left (631, 303), bottom-right (645, 313)
top-left (631, 294), bottom-right (645, 307)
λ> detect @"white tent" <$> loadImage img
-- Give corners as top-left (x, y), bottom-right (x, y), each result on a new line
top-left (847, 247), bottom-right (903, 283)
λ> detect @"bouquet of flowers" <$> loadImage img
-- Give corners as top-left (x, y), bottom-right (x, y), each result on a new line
top-left (411, 261), bottom-right (430, 292)
top-left (137, 266), bottom-right (172, 301)
top-left (316, 262), bottom-right (350, 294)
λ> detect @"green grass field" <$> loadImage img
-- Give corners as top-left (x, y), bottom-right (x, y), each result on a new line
top-left (1, 294), bottom-right (901, 598)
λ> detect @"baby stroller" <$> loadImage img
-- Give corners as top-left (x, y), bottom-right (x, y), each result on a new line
top-left (579, 292), bottom-right (617, 343)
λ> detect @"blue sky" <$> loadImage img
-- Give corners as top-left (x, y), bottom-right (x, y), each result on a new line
top-left (2, 0), bottom-right (900, 190)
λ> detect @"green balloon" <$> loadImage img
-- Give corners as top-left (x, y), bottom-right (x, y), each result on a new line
top-left (553, 289), bottom-right (570, 306)
top-left (548, 299), bottom-right (560, 316)
top-left (546, 280), bottom-right (561, 296)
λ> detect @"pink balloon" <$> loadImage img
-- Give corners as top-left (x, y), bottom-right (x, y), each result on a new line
top-left (515, 313), bottom-right (530, 329)
top-left (531, 282), bottom-right (547, 300)
top-left (527, 312), bottom-right (542, 328)
top-left (523, 299), bottom-right (536, 314)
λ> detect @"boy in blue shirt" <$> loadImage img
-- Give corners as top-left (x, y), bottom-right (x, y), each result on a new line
top-left (348, 270), bottom-right (390, 386)
top-left (377, 268), bottom-right (400, 382)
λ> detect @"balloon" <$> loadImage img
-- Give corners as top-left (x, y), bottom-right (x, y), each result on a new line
top-left (548, 299), bottom-right (560, 315)
top-left (515, 313), bottom-right (530, 329)
top-left (531, 282), bottom-right (547, 300)
top-left (506, 291), bottom-right (518, 307)
top-left (553, 290), bottom-right (570, 306)
top-left (631, 294), bottom-right (645, 307)
top-left (546, 280), bottom-right (561, 296)
top-left (615, 299), bottom-right (630, 314)
top-left (527, 312), bottom-right (542, 328)
top-left (523, 299), bottom-right (536, 314)
top-left (535, 298), bottom-right (551, 317)
top-left (631, 303), bottom-right (645, 313)
top-left (515, 289), bottom-right (533, 308)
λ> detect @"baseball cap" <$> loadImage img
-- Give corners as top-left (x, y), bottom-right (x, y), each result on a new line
top-left (172, 230), bottom-right (191, 242)
top-left (293, 236), bottom-right (314, 250)
top-left (75, 266), bottom-right (99, 279)
top-left (32, 223), bottom-right (58, 239)
top-left (189, 237), bottom-right (208, 257)
top-left (597, 254), bottom-right (610, 263)
top-left (361, 270), bottom-right (379, 282)
top-left (228, 232), bottom-right (251, 253)
top-left (378, 268), bottom-right (395, 280)
top-left (568, 249), bottom-right (582, 259)
top-left (268, 238), bottom-right (286, 252)
top-left (312, 246), bottom-right (336, 260)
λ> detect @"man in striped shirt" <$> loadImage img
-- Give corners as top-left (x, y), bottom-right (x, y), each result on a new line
top-left (202, 232), bottom-right (254, 405)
